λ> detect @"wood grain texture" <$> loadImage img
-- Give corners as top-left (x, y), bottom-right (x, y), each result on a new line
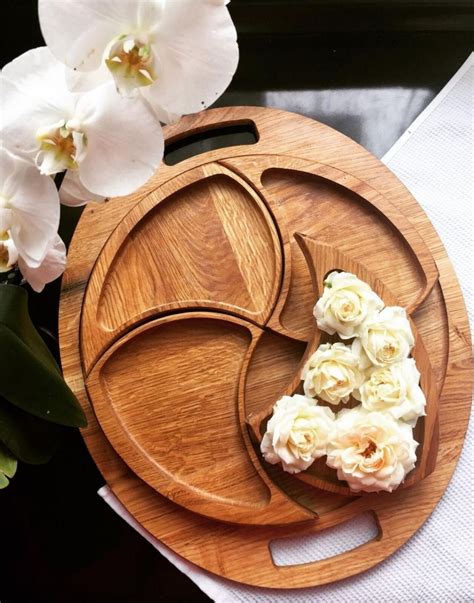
top-left (59, 107), bottom-right (472, 589)
top-left (245, 234), bottom-right (439, 496)
top-left (86, 312), bottom-right (313, 525)
top-left (81, 163), bottom-right (283, 374)
top-left (222, 157), bottom-right (439, 342)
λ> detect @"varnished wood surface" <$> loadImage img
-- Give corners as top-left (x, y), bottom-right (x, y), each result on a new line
top-left (59, 107), bottom-right (472, 588)
top-left (81, 163), bottom-right (283, 375)
top-left (81, 151), bottom-right (439, 512)
top-left (246, 235), bottom-right (439, 496)
top-left (86, 312), bottom-right (313, 525)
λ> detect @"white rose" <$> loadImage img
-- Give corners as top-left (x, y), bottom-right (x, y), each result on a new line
top-left (353, 358), bottom-right (426, 426)
top-left (314, 271), bottom-right (384, 339)
top-left (261, 395), bottom-right (335, 474)
top-left (353, 306), bottom-right (414, 367)
top-left (326, 407), bottom-right (418, 493)
top-left (302, 342), bottom-right (365, 405)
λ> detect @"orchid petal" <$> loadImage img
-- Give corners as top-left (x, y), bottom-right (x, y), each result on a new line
top-left (0, 210), bottom-right (13, 233)
top-left (1, 48), bottom-right (74, 161)
top-left (38, 0), bottom-right (139, 72)
top-left (146, 103), bottom-right (181, 126)
top-left (18, 234), bottom-right (66, 293)
top-left (0, 149), bottom-right (60, 267)
top-left (136, 0), bottom-right (165, 31)
top-left (65, 62), bottom-right (111, 93)
top-left (36, 147), bottom-right (70, 177)
top-left (75, 84), bottom-right (164, 197)
top-left (143, 0), bottom-right (238, 115)
top-left (59, 171), bottom-right (105, 207)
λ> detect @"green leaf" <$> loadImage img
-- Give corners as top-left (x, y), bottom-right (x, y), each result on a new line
top-left (0, 285), bottom-right (87, 428)
top-left (0, 285), bottom-right (59, 374)
top-left (0, 397), bottom-right (64, 464)
top-left (0, 472), bottom-right (9, 489)
top-left (0, 442), bottom-right (17, 479)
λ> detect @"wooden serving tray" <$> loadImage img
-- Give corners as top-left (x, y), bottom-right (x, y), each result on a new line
top-left (59, 107), bottom-right (472, 588)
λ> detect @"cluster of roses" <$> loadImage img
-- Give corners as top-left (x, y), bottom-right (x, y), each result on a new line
top-left (261, 271), bottom-right (425, 493)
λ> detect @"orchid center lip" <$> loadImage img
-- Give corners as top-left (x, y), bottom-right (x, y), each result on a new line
top-left (35, 119), bottom-right (87, 176)
top-left (105, 34), bottom-right (157, 91)
top-left (0, 232), bottom-right (17, 272)
top-left (0, 245), bottom-right (10, 270)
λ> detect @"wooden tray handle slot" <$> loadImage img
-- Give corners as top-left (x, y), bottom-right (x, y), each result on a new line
top-left (226, 506), bottom-right (389, 587)
top-left (163, 120), bottom-right (259, 166)
top-left (269, 510), bottom-right (381, 567)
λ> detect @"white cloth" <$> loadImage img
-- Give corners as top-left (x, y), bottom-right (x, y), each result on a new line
top-left (99, 53), bottom-right (474, 602)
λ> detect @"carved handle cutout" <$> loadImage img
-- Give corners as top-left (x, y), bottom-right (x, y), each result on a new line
top-left (164, 121), bottom-right (259, 166)
top-left (270, 511), bottom-right (379, 566)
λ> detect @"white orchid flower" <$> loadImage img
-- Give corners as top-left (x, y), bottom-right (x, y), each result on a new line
top-left (59, 171), bottom-right (106, 207)
top-left (38, 0), bottom-right (238, 121)
top-left (18, 234), bottom-right (67, 293)
top-left (0, 148), bottom-right (59, 268)
top-left (0, 233), bottom-right (67, 293)
top-left (1, 47), bottom-right (164, 199)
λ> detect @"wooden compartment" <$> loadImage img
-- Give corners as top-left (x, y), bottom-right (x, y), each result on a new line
top-left (60, 107), bottom-right (472, 588)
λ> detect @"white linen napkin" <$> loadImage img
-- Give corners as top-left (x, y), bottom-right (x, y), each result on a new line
top-left (99, 53), bottom-right (474, 602)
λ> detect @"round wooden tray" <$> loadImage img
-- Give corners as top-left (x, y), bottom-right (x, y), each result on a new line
top-left (59, 107), bottom-right (472, 588)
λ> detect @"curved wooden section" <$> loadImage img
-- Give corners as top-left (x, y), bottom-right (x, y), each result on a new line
top-left (81, 163), bottom-right (283, 375)
top-left (86, 312), bottom-right (314, 525)
top-left (245, 234), bottom-right (439, 496)
top-left (59, 107), bottom-right (471, 588)
top-left (221, 156), bottom-right (439, 342)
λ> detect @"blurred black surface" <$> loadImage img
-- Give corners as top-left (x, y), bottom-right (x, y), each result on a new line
top-left (1, 1), bottom-right (472, 602)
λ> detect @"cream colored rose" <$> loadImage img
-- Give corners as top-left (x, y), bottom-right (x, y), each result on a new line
top-left (302, 342), bottom-right (365, 405)
top-left (314, 271), bottom-right (384, 339)
top-left (326, 407), bottom-right (418, 493)
top-left (353, 358), bottom-right (426, 426)
top-left (261, 394), bottom-right (335, 474)
top-left (353, 306), bottom-right (414, 367)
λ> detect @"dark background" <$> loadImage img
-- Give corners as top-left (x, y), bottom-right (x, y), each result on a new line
top-left (1, 1), bottom-right (472, 602)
